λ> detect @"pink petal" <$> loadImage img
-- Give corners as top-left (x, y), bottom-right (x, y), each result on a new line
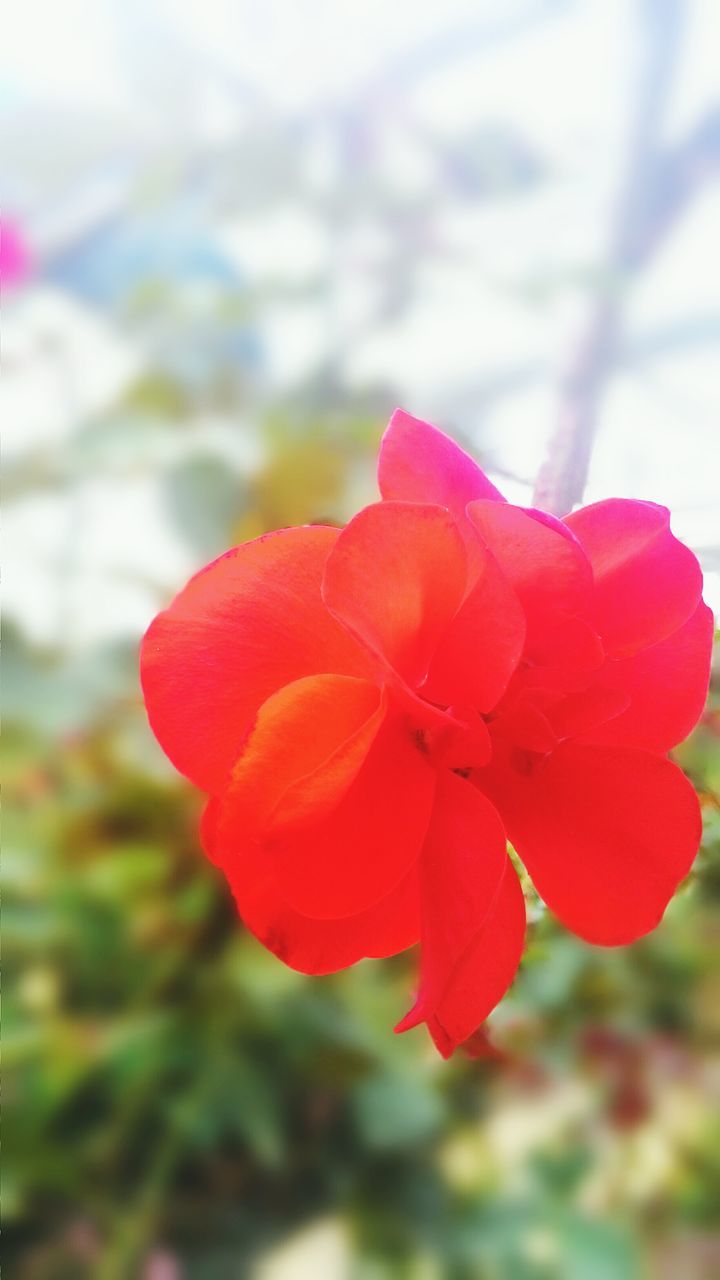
top-left (565, 499), bottom-right (703, 656)
top-left (580, 601), bottom-right (714, 752)
top-left (378, 409), bottom-right (505, 530)
top-left (467, 500), bottom-right (599, 670)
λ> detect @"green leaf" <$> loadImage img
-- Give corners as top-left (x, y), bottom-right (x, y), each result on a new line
top-left (353, 1071), bottom-right (445, 1150)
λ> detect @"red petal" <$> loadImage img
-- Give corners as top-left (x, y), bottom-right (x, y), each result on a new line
top-left (396, 773), bottom-right (525, 1055)
top-left (428, 708), bottom-right (493, 770)
top-left (580, 601), bottom-right (714, 752)
top-left (141, 527), bottom-right (371, 793)
top-left (481, 742), bottom-right (702, 945)
top-left (492, 699), bottom-right (558, 754)
top-left (378, 409), bottom-right (505, 527)
top-left (468, 501), bottom-right (593, 613)
top-left (544, 683), bottom-right (630, 742)
top-left (201, 800), bottom-right (420, 974)
top-left (427, 865), bottom-right (525, 1056)
top-left (268, 711), bottom-right (436, 919)
top-left (422, 547), bottom-right (526, 711)
top-left (322, 501), bottom-right (468, 688)
top-left (565, 499), bottom-right (703, 656)
top-left (215, 674), bottom-right (386, 842)
top-left (526, 613), bottom-right (605, 675)
top-left (467, 500), bottom-right (598, 669)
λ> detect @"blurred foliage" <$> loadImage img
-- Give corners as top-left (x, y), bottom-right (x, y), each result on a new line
top-left (5, 407), bottom-right (720, 1280)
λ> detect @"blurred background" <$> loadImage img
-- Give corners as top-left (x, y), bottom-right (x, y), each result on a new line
top-left (3, 1), bottom-right (720, 1276)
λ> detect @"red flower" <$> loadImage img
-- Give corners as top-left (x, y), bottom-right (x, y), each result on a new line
top-left (141, 410), bottom-right (713, 1056)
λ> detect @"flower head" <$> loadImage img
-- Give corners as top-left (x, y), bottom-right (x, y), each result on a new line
top-left (141, 410), bottom-right (713, 1056)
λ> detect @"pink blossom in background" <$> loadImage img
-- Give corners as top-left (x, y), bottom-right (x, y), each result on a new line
top-left (0, 218), bottom-right (34, 290)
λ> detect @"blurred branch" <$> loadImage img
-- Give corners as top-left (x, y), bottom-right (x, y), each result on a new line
top-left (533, 0), bottom-right (720, 515)
top-left (442, 310), bottom-right (720, 420)
top-left (329, 0), bottom-right (570, 111)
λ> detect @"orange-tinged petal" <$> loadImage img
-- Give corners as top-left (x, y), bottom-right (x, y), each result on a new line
top-left (141, 527), bottom-right (372, 793)
top-left (269, 711), bottom-right (437, 919)
top-left (216, 674), bottom-right (386, 842)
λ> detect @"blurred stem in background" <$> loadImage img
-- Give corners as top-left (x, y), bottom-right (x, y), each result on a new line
top-left (534, 0), bottom-right (720, 514)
